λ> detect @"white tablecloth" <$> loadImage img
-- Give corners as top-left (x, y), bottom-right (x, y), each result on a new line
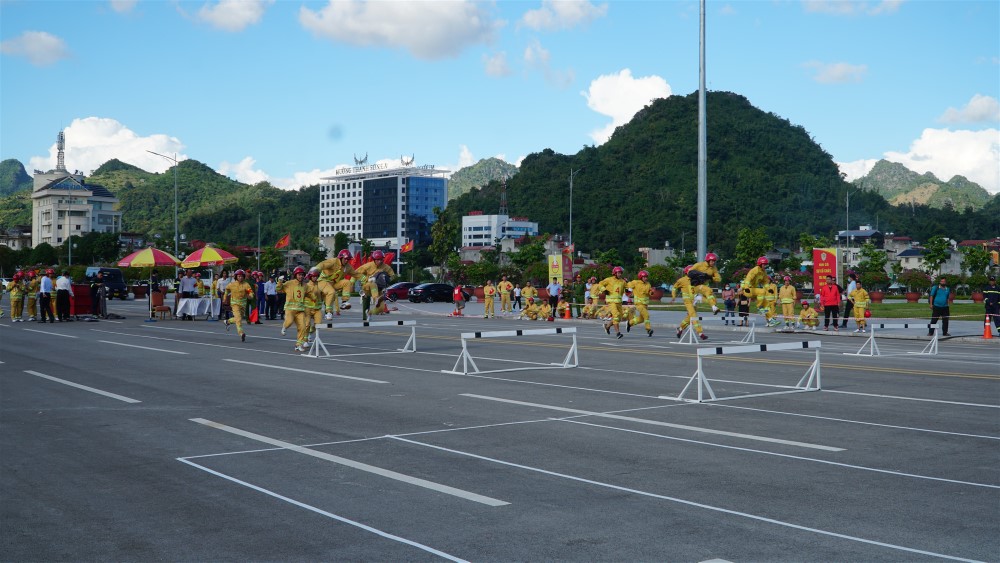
top-left (176, 298), bottom-right (220, 318)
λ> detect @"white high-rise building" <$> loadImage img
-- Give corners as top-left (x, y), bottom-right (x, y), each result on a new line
top-left (318, 162), bottom-right (448, 251)
top-left (461, 212), bottom-right (538, 248)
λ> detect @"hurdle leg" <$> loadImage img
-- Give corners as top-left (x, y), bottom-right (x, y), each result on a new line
top-left (796, 348), bottom-right (822, 391)
top-left (919, 327), bottom-right (939, 355)
top-left (306, 331), bottom-right (330, 358)
top-left (846, 325), bottom-right (880, 356)
top-left (677, 356), bottom-right (716, 403)
top-left (448, 339), bottom-right (480, 375)
top-left (398, 325), bottom-right (417, 352)
top-left (556, 333), bottom-right (579, 368)
top-left (738, 321), bottom-right (756, 344)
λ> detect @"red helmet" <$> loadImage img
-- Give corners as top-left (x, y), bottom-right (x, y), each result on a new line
top-left (683, 265), bottom-right (692, 275)
top-left (783, 276), bottom-right (791, 282)
top-left (194, 273), bottom-right (201, 278)
top-left (801, 300), bottom-right (809, 306)
top-left (372, 250), bottom-right (385, 261)
top-left (756, 256), bottom-right (769, 266)
top-left (234, 269), bottom-right (246, 278)
top-left (338, 249), bottom-right (351, 260)
top-left (27, 270), bottom-right (36, 278)
top-left (588, 277), bottom-right (597, 283)
top-left (293, 266), bottom-right (306, 276)
top-left (12, 272), bottom-right (21, 280)
top-left (46, 268), bottom-right (55, 276)
top-left (705, 252), bottom-right (718, 262)
top-left (638, 270), bottom-right (649, 280)
top-left (307, 267), bottom-right (320, 279)
top-left (612, 266), bottom-right (624, 275)
top-left (527, 297), bottom-right (534, 303)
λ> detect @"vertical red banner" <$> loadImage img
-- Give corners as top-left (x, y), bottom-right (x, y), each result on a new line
top-left (812, 247), bottom-right (837, 291)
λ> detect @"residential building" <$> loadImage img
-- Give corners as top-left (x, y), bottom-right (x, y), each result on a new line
top-left (30, 131), bottom-right (122, 247)
top-left (461, 211), bottom-right (538, 248)
top-left (318, 161), bottom-right (448, 252)
top-left (0, 226), bottom-right (32, 250)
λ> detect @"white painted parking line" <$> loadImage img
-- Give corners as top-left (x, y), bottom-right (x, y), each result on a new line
top-left (460, 394), bottom-right (845, 452)
top-left (23, 328), bottom-right (78, 338)
top-left (23, 370), bottom-right (141, 403)
top-left (177, 459), bottom-right (467, 562)
top-left (222, 358), bottom-right (388, 384)
top-left (190, 418), bottom-right (509, 507)
top-left (826, 389), bottom-right (1000, 408)
top-left (98, 340), bottom-right (188, 354)
top-left (393, 437), bottom-right (981, 563)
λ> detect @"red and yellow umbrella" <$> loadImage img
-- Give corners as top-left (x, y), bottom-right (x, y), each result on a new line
top-left (118, 247), bottom-right (181, 268)
top-left (181, 246), bottom-right (238, 268)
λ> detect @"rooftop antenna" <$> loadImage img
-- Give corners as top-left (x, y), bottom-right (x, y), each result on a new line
top-left (499, 176), bottom-right (508, 216)
top-left (56, 131), bottom-right (67, 172)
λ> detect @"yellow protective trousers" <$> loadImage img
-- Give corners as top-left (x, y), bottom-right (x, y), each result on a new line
top-left (484, 297), bottom-right (495, 317)
top-left (283, 309), bottom-right (308, 346)
top-left (307, 307), bottom-right (323, 337)
top-left (629, 302), bottom-right (651, 330)
top-left (692, 285), bottom-right (717, 308)
top-left (230, 303), bottom-right (247, 336)
top-left (26, 295), bottom-right (36, 318)
top-left (10, 294), bottom-right (23, 319)
top-left (678, 298), bottom-right (703, 334)
top-left (781, 301), bottom-right (796, 322)
top-left (853, 302), bottom-right (868, 329)
top-left (500, 293), bottom-right (511, 312)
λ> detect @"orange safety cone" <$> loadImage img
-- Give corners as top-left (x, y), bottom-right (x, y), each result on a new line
top-left (985, 315), bottom-right (994, 339)
top-left (563, 306), bottom-right (571, 319)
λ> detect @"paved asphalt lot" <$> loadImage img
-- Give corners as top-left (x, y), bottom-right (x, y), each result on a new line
top-left (2, 297), bottom-right (998, 562)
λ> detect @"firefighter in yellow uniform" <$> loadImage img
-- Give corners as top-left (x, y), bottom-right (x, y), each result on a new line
top-left (849, 280), bottom-right (871, 333)
top-left (278, 266), bottom-right (309, 352)
top-left (740, 256), bottom-right (771, 313)
top-left (483, 280), bottom-right (496, 318)
top-left (519, 297), bottom-right (541, 320)
top-left (195, 273), bottom-right (206, 296)
top-left (25, 270), bottom-right (40, 321)
top-left (626, 270), bottom-right (655, 337)
top-left (598, 267), bottom-right (627, 339)
top-left (497, 275), bottom-right (514, 313)
top-left (304, 268), bottom-right (324, 344)
top-left (778, 276), bottom-right (798, 329)
top-left (521, 281), bottom-right (537, 306)
top-left (538, 300), bottom-right (552, 320)
top-left (223, 269), bottom-right (253, 342)
top-left (7, 273), bottom-right (25, 321)
top-left (689, 253), bottom-right (722, 314)
top-left (762, 279), bottom-right (780, 327)
top-left (798, 300), bottom-right (819, 330)
top-left (351, 250), bottom-right (395, 317)
top-left (316, 249), bottom-right (355, 319)
top-left (556, 296), bottom-right (570, 318)
top-left (672, 266), bottom-right (709, 340)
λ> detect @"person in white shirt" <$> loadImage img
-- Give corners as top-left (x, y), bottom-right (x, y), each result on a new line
top-left (841, 271), bottom-right (857, 328)
top-left (38, 269), bottom-right (56, 323)
top-left (54, 271), bottom-right (74, 321)
top-left (264, 276), bottom-right (278, 320)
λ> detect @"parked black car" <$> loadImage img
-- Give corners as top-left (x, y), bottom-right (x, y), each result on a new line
top-left (407, 283), bottom-right (454, 303)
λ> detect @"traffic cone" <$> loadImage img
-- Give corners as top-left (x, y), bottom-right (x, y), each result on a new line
top-left (984, 315), bottom-right (994, 339)
top-left (563, 306), bottom-right (571, 319)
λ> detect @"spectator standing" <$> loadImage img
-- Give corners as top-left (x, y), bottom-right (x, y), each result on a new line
top-left (841, 271), bottom-right (857, 328)
top-left (928, 277), bottom-right (952, 336)
top-left (255, 272), bottom-right (266, 324)
top-left (819, 275), bottom-right (842, 331)
top-left (215, 270), bottom-right (231, 321)
top-left (984, 275), bottom-right (1000, 332)
top-left (264, 275), bottom-right (278, 320)
top-left (721, 283), bottom-right (737, 326)
top-left (90, 272), bottom-right (104, 316)
top-left (55, 271), bottom-right (74, 321)
top-left (38, 270), bottom-right (55, 323)
top-left (512, 284), bottom-right (522, 311)
top-left (737, 289), bottom-right (750, 327)
top-left (546, 277), bottom-right (561, 321)
top-left (572, 274), bottom-right (586, 318)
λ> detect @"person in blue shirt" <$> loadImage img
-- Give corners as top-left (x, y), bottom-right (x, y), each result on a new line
top-left (928, 277), bottom-right (951, 336)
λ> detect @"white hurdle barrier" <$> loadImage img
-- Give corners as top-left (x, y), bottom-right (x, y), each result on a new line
top-left (307, 320), bottom-right (417, 358)
top-left (845, 323), bottom-right (939, 357)
top-left (663, 340), bottom-right (822, 403)
top-left (442, 327), bottom-right (578, 376)
top-left (674, 318), bottom-right (756, 344)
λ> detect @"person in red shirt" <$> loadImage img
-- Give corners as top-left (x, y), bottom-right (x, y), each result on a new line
top-left (451, 285), bottom-right (467, 316)
top-left (818, 275), bottom-right (843, 331)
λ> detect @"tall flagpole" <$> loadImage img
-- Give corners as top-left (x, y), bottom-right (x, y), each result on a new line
top-left (696, 0), bottom-right (708, 261)
top-left (257, 213), bottom-right (261, 271)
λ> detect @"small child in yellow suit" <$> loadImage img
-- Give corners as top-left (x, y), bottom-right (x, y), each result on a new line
top-left (798, 300), bottom-right (818, 330)
top-left (849, 280), bottom-right (870, 333)
top-left (483, 280), bottom-right (496, 319)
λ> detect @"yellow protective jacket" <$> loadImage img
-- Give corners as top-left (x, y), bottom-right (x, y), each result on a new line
top-left (7, 280), bottom-right (24, 298)
top-left (304, 280), bottom-right (322, 309)
top-left (690, 261), bottom-right (722, 283)
top-left (315, 257), bottom-right (354, 283)
top-left (740, 266), bottom-right (768, 289)
top-left (778, 284), bottom-right (797, 304)
top-left (626, 279), bottom-right (653, 305)
top-left (672, 276), bottom-right (692, 299)
top-left (224, 281), bottom-right (253, 306)
top-left (277, 279), bottom-right (307, 311)
top-left (483, 284), bottom-right (496, 299)
top-left (849, 288), bottom-right (870, 307)
top-left (599, 276), bottom-right (626, 303)
top-left (522, 285), bottom-right (537, 300)
top-left (352, 261), bottom-right (394, 284)
top-left (497, 280), bottom-right (514, 294)
top-left (799, 307), bottom-right (818, 322)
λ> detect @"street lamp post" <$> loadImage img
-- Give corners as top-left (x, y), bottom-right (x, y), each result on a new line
top-left (569, 167), bottom-right (583, 247)
top-left (147, 150), bottom-right (179, 275)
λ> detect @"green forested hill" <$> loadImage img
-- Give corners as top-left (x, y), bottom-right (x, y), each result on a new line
top-left (854, 159), bottom-right (991, 211)
top-left (447, 91), bottom-right (999, 256)
top-left (447, 157), bottom-right (518, 200)
top-left (0, 159), bottom-right (32, 197)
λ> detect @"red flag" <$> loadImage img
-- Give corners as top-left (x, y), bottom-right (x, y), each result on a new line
top-left (249, 308), bottom-right (259, 323)
top-left (350, 252), bottom-right (363, 270)
top-left (562, 243), bottom-right (575, 255)
top-left (383, 252), bottom-right (395, 265)
top-left (400, 240), bottom-right (414, 253)
top-left (274, 233), bottom-right (291, 249)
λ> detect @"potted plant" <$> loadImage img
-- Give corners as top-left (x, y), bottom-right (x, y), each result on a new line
top-left (968, 273), bottom-right (988, 303)
top-left (860, 271), bottom-right (890, 303)
top-left (898, 269), bottom-right (932, 302)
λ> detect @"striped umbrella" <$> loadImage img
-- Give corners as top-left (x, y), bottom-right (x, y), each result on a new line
top-left (118, 247), bottom-right (181, 268)
top-left (180, 246), bottom-right (238, 268)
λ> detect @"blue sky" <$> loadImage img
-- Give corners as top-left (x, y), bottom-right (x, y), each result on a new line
top-left (2, 0), bottom-right (998, 194)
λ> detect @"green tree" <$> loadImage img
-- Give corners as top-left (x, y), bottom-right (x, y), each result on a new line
top-left (734, 227), bottom-right (772, 266)
top-left (334, 232), bottom-right (350, 254)
top-left (593, 248), bottom-right (622, 266)
top-left (509, 239), bottom-right (546, 271)
top-left (260, 247), bottom-right (283, 272)
top-left (960, 245), bottom-right (991, 276)
top-left (31, 242), bottom-right (57, 266)
top-left (855, 242), bottom-right (888, 275)
top-left (921, 235), bottom-right (951, 276)
top-left (429, 207), bottom-right (459, 277)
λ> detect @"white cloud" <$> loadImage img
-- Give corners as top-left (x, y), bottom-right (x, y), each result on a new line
top-left (197, 0), bottom-right (272, 32)
top-left (803, 1), bottom-right (903, 16)
top-left (28, 117), bottom-right (185, 176)
top-left (520, 0), bottom-right (608, 31)
top-left (109, 0), bottom-right (137, 13)
top-left (523, 39), bottom-right (575, 88)
top-left (839, 128), bottom-right (1000, 194)
top-left (581, 69), bottom-right (671, 144)
top-left (802, 61), bottom-right (868, 84)
top-left (299, 0), bottom-right (501, 60)
top-left (0, 31), bottom-right (71, 66)
top-left (218, 157), bottom-right (270, 184)
top-left (483, 51), bottom-right (512, 77)
top-left (939, 94), bottom-right (1000, 124)
top-left (458, 145), bottom-right (476, 169)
